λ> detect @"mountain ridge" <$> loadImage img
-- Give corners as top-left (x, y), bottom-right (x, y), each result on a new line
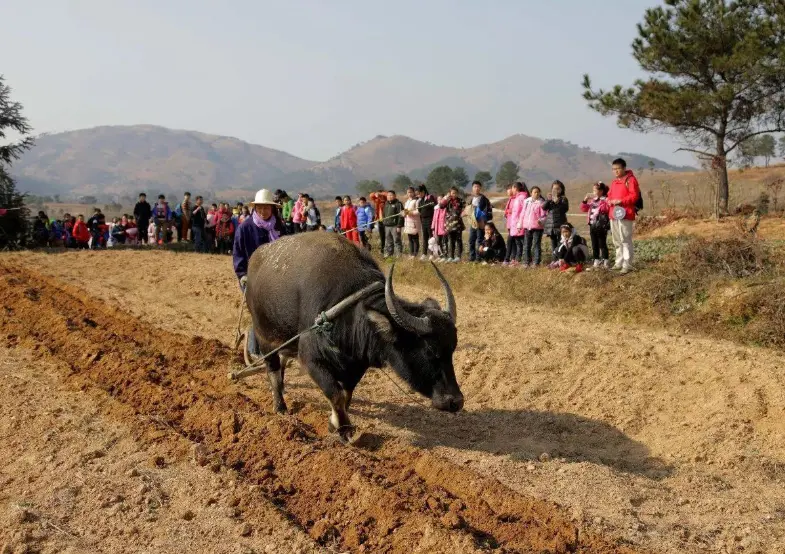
top-left (13, 125), bottom-right (695, 199)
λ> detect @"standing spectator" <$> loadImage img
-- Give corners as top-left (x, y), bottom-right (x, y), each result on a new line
top-left (134, 193), bottom-right (152, 245)
top-left (580, 181), bottom-right (611, 269)
top-left (505, 182), bottom-right (529, 266)
top-left (152, 195), bottom-right (171, 246)
top-left (32, 211), bottom-right (49, 247)
top-left (205, 203), bottom-right (218, 252)
top-left (292, 193), bottom-right (305, 233)
top-left (543, 180), bottom-right (569, 267)
top-left (147, 220), bottom-right (157, 245)
top-left (416, 185), bottom-right (437, 261)
top-left (431, 196), bottom-right (448, 261)
top-left (278, 190), bottom-right (295, 234)
top-left (73, 214), bottom-right (90, 249)
top-left (369, 187), bottom-right (387, 253)
top-left (478, 222), bottom-right (506, 264)
top-left (441, 187), bottom-right (466, 262)
top-left (403, 187), bottom-right (422, 257)
top-left (333, 196), bottom-right (343, 233)
top-left (87, 208), bottom-right (104, 249)
top-left (467, 180), bottom-right (493, 262)
top-left (304, 195), bottom-right (320, 231)
top-left (608, 158), bottom-right (641, 274)
top-left (503, 184), bottom-right (516, 264)
top-left (356, 197), bottom-right (374, 250)
top-left (177, 192), bottom-right (192, 242)
top-left (239, 206), bottom-right (250, 225)
top-left (521, 186), bottom-right (547, 267)
top-left (340, 195), bottom-right (360, 244)
top-left (216, 209), bottom-right (236, 254)
top-left (192, 195), bottom-right (207, 253)
top-left (382, 190), bottom-right (404, 258)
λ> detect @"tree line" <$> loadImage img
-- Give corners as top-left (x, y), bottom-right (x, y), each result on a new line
top-left (356, 161), bottom-right (522, 197)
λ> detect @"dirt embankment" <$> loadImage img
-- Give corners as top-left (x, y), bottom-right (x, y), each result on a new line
top-left (0, 260), bottom-right (641, 554)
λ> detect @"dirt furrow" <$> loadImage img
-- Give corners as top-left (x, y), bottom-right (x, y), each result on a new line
top-left (0, 261), bottom-right (646, 553)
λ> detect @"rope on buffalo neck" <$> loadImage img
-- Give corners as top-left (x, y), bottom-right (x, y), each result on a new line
top-left (376, 366), bottom-right (428, 408)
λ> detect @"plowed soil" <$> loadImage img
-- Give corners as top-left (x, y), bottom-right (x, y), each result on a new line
top-left (2, 249), bottom-right (785, 553)
top-left (0, 257), bottom-right (639, 553)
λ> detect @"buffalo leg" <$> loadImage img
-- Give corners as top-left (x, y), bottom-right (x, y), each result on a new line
top-left (307, 365), bottom-right (356, 443)
top-left (259, 336), bottom-right (287, 414)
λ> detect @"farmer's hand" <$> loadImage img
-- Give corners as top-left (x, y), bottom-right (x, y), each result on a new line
top-left (239, 276), bottom-right (248, 291)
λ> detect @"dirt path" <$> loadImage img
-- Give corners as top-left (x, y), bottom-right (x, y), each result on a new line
top-left (4, 249), bottom-right (785, 553)
top-left (0, 258), bottom-right (639, 553)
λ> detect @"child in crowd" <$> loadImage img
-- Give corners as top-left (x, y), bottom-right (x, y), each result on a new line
top-left (340, 196), bottom-right (360, 244)
top-left (556, 223), bottom-right (590, 273)
top-left (431, 197), bottom-right (448, 261)
top-left (73, 215), bottom-right (90, 249)
top-left (441, 187), bottom-right (465, 262)
top-left (216, 210), bottom-right (235, 254)
top-left (147, 220), bottom-right (157, 245)
top-left (505, 182), bottom-right (528, 266)
top-left (403, 187), bottom-right (421, 257)
top-left (333, 196), bottom-right (343, 234)
top-left (356, 197), bottom-right (374, 250)
top-left (521, 186), bottom-right (546, 267)
top-left (580, 181), bottom-right (611, 269)
top-left (478, 222), bottom-right (506, 264)
top-left (305, 195), bottom-right (321, 231)
top-left (543, 180), bottom-right (570, 266)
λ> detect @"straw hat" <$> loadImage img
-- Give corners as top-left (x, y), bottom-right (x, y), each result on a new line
top-left (248, 189), bottom-right (280, 207)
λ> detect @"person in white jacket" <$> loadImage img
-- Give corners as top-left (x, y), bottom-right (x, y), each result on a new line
top-left (403, 187), bottom-right (421, 258)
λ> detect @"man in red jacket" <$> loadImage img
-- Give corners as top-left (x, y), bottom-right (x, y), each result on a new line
top-left (607, 158), bottom-right (640, 274)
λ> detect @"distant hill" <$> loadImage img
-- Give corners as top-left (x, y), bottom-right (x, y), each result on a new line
top-left (13, 125), bottom-right (694, 199)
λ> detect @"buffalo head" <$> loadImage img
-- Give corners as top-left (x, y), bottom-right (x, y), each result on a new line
top-left (368, 263), bottom-right (464, 413)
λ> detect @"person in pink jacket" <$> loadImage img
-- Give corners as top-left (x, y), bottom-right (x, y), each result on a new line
top-left (504, 182), bottom-right (529, 266)
top-left (291, 193), bottom-right (305, 232)
top-left (503, 182), bottom-right (527, 264)
top-left (431, 197), bottom-right (448, 261)
top-left (521, 186), bottom-right (547, 267)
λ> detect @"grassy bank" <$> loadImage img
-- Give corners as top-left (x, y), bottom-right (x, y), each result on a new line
top-left (384, 234), bottom-right (785, 351)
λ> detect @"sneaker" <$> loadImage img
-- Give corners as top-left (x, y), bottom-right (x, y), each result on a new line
top-left (575, 263), bottom-right (584, 273)
top-left (481, 261), bottom-right (489, 266)
top-left (603, 260), bottom-right (611, 269)
top-left (548, 261), bottom-right (560, 269)
top-left (520, 262), bottom-right (530, 269)
top-left (420, 255), bottom-right (428, 261)
top-left (509, 260), bottom-right (519, 267)
top-left (611, 264), bottom-right (623, 271)
top-left (559, 261), bottom-right (570, 272)
top-left (502, 261), bottom-right (510, 266)
top-left (620, 267), bottom-right (633, 275)
top-left (452, 257), bottom-right (460, 263)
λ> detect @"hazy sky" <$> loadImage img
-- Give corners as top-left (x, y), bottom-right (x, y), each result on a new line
top-left (2, 0), bottom-right (695, 165)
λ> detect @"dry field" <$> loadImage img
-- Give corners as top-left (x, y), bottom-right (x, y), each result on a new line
top-left (1, 246), bottom-right (784, 553)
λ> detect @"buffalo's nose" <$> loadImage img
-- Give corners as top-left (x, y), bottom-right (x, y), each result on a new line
top-left (448, 395), bottom-right (464, 413)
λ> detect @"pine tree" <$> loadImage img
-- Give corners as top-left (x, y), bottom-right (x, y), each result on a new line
top-left (0, 75), bottom-right (34, 249)
top-left (583, 0), bottom-right (785, 215)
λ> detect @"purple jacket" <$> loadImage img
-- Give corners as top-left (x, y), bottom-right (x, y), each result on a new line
top-left (232, 217), bottom-right (272, 280)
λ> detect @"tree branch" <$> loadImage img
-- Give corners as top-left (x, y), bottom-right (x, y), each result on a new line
top-left (675, 147), bottom-right (717, 159)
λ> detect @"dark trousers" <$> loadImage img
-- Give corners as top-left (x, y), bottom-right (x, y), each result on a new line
top-left (407, 233), bottom-right (420, 256)
top-left (359, 230), bottom-right (370, 249)
top-left (505, 234), bottom-right (516, 262)
top-left (421, 219), bottom-right (432, 252)
top-left (548, 231), bottom-right (561, 262)
top-left (205, 228), bottom-right (216, 252)
top-left (468, 227), bottom-right (481, 261)
top-left (448, 231), bottom-right (463, 259)
top-left (193, 226), bottom-right (206, 253)
top-left (285, 221), bottom-right (295, 235)
top-left (384, 226), bottom-right (403, 257)
top-left (560, 245), bottom-right (587, 265)
top-left (524, 229), bottom-right (543, 265)
top-left (590, 227), bottom-right (609, 260)
top-left (138, 221), bottom-right (149, 244)
top-left (438, 235), bottom-right (448, 257)
top-left (378, 222), bottom-right (386, 252)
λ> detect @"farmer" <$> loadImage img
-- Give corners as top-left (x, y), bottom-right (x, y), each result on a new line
top-left (608, 158), bottom-right (641, 274)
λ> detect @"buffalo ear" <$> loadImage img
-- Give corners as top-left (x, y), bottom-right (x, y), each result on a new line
top-left (367, 310), bottom-right (395, 341)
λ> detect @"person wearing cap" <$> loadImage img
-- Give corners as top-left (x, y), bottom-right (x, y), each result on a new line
top-left (233, 188), bottom-right (285, 285)
top-left (607, 158), bottom-right (641, 274)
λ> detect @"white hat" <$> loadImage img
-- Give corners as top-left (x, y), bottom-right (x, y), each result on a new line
top-left (249, 189), bottom-right (279, 207)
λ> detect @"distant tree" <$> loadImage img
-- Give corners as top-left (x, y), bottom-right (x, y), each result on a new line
top-left (452, 167), bottom-right (469, 189)
top-left (425, 165), bottom-right (455, 196)
top-left (355, 179), bottom-right (382, 197)
top-left (647, 160), bottom-right (655, 173)
top-left (582, 0), bottom-right (785, 215)
top-left (391, 174), bottom-right (413, 193)
top-left (494, 161), bottom-right (519, 191)
top-left (759, 135), bottom-right (776, 167)
top-left (473, 170), bottom-right (493, 187)
top-left (0, 75), bottom-right (34, 249)
top-left (53, 194), bottom-right (60, 203)
top-left (779, 135), bottom-right (785, 160)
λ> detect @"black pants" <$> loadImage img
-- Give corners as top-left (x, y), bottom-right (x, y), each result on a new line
top-left (589, 227), bottom-right (609, 260)
top-left (548, 231), bottom-right (561, 262)
top-left (468, 227), bottom-right (481, 261)
top-left (359, 231), bottom-right (370, 249)
top-left (559, 245), bottom-right (588, 265)
top-left (378, 222), bottom-right (386, 252)
top-left (504, 234), bottom-right (516, 262)
top-left (421, 219), bottom-right (432, 252)
top-left (205, 228), bottom-right (216, 252)
top-left (438, 235), bottom-right (448, 257)
top-left (524, 229), bottom-right (543, 265)
top-left (285, 221), bottom-right (295, 235)
top-left (448, 231), bottom-right (463, 259)
top-left (407, 233), bottom-right (420, 256)
top-left (138, 220), bottom-right (149, 244)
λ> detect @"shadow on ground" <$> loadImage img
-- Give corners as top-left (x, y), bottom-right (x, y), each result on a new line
top-left (354, 400), bottom-right (673, 480)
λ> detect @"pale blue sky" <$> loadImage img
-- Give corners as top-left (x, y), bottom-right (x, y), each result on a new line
top-left (1, 0), bottom-right (695, 165)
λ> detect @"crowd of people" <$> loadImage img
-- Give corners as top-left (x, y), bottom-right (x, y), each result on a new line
top-left (29, 157), bottom-right (642, 275)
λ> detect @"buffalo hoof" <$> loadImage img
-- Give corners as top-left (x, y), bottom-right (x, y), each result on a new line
top-left (273, 401), bottom-right (288, 414)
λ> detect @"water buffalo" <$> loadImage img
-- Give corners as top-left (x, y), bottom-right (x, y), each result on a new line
top-left (244, 232), bottom-right (463, 443)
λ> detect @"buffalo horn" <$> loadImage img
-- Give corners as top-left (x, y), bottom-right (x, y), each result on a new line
top-left (385, 264), bottom-right (433, 335)
top-left (430, 262), bottom-right (457, 323)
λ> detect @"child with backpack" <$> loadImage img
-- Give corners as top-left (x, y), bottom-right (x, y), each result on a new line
top-left (580, 181), bottom-right (611, 269)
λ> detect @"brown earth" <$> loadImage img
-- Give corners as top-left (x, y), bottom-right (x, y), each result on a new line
top-left (2, 249), bottom-right (785, 553)
top-left (0, 257), bottom-right (641, 553)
